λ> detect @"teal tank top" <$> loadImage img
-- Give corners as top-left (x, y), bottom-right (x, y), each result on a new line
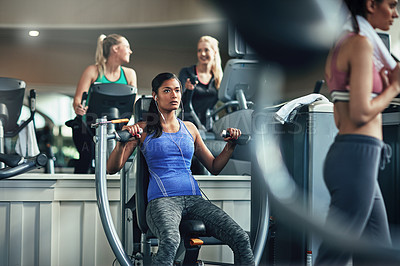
top-left (95, 66), bottom-right (128, 84)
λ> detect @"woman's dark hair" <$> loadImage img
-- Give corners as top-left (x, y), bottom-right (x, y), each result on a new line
top-left (344, 0), bottom-right (384, 33)
top-left (146, 72), bottom-right (182, 138)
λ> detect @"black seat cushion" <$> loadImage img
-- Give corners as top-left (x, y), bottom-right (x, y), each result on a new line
top-left (180, 219), bottom-right (207, 237)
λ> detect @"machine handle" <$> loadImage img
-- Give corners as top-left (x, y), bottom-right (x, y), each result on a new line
top-left (82, 91), bottom-right (88, 106)
top-left (313, 80), bottom-right (325, 94)
top-left (220, 130), bottom-right (251, 145)
top-left (29, 89), bottom-right (36, 112)
top-left (115, 128), bottom-right (143, 143)
top-left (77, 92), bottom-right (88, 119)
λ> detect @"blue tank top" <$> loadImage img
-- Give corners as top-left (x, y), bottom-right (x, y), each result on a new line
top-left (141, 119), bottom-right (201, 202)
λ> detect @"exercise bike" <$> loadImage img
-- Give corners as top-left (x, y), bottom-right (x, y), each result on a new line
top-left (0, 77), bottom-right (48, 179)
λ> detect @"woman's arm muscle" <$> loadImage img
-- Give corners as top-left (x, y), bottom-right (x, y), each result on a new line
top-left (74, 65), bottom-right (98, 109)
top-left (348, 35), bottom-right (399, 125)
top-left (186, 122), bottom-right (236, 175)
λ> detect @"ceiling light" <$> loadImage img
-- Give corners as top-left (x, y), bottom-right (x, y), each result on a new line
top-left (29, 30), bottom-right (40, 37)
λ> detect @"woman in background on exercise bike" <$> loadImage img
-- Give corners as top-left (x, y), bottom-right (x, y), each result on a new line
top-left (71, 33), bottom-right (137, 174)
top-left (179, 35), bottom-right (223, 128)
top-left (107, 72), bottom-right (254, 265)
top-left (179, 35), bottom-right (223, 174)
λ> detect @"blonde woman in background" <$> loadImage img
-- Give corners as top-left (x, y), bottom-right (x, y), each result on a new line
top-left (73, 34), bottom-right (137, 115)
top-left (178, 36), bottom-right (223, 175)
top-left (179, 35), bottom-right (223, 127)
top-left (71, 34), bottom-right (137, 174)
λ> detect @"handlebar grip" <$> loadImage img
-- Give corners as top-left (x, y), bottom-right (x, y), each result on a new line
top-left (189, 75), bottom-right (198, 85)
top-left (116, 128), bottom-right (143, 143)
top-left (30, 89), bottom-right (36, 112)
top-left (220, 130), bottom-right (251, 145)
top-left (313, 80), bottom-right (325, 94)
top-left (82, 92), bottom-right (88, 106)
top-left (76, 92), bottom-right (88, 119)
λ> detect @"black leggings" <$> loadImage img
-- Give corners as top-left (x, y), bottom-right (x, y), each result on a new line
top-left (72, 122), bottom-right (94, 174)
top-left (146, 195), bottom-right (255, 265)
top-left (315, 134), bottom-right (392, 266)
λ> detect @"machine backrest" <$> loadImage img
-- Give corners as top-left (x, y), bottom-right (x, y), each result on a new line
top-left (136, 146), bottom-right (150, 233)
top-left (134, 95), bottom-right (153, 123)
top-left (134, 96), bottom-right (153, 233)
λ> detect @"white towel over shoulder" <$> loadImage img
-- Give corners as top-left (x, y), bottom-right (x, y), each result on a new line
top-left (343, 15), bottom-right (396, 71)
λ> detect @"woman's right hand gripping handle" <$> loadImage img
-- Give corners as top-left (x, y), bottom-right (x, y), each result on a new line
top-left (74, 92), bottom-right (88, 116)
top-left (107, 124), bottom-right (143, 174)
top-left (117, 124), bottom-right (143, 143)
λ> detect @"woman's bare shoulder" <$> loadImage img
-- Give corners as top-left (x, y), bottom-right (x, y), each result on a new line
top-left (122, 66), bottom-right (135, 74)
top-left (183, 121), bottom-right (196, 130)
top-left (84, 64), bottom-right (99, 74)
top-left (347, 34), bottom-right (373, 53)
top-left (183, 121), bottom-right (199, 137)
top-left (335, 34), bottom-right (372, 67)
top-left (122, 66), bottom-right (137, 86)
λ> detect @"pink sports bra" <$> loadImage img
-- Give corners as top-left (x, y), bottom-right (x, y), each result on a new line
top-left (326, 33), bottom-right (383, 102)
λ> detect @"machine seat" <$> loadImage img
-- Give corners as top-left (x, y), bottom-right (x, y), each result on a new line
top-left (180, 220), bottom-right (207, 236)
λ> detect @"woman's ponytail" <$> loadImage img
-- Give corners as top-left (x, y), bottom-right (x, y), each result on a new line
top-left (95, 34), bottom-right (123, 77)
top-left (95, 34), bottom-right (107, 76)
